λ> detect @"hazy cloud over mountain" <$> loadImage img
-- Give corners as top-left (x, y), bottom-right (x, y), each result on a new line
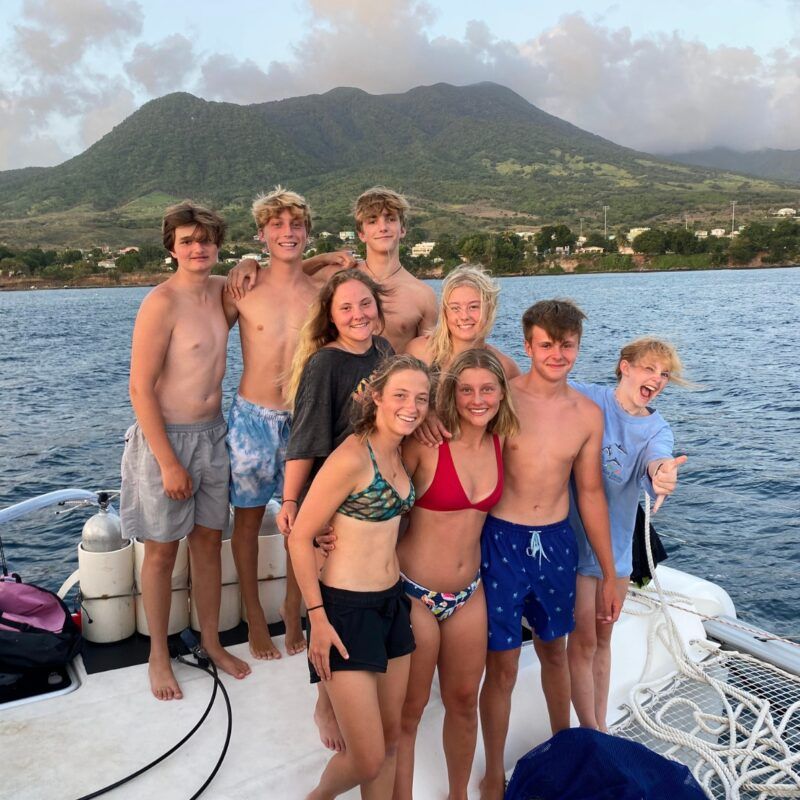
top-left (1, 0), bottom-right (799, 170)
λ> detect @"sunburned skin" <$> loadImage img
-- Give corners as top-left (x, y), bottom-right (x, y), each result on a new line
top-left (139, 278), bottom-right (230, 425)
top-left (222, 208), bottom-right (316, 661)
top-left (129, 220), bottom-right (251, 701)
top-left (226, 206), bottom-right (438, 354)
top-left (223, 210), bottom-right (319, 410)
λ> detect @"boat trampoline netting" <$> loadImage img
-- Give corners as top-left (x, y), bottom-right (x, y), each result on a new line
top-left (611, 650), bottom-right (800, 799)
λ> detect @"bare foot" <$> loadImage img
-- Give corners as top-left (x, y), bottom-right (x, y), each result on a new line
top-left (149, 655), bottom-right (183, 701)
top-left (314, 691), bottom-right (345, 752)
top-left (478, 773), bottom-right (506, 800)
top-left (280, 603), bottom-right (307, 656)
top-left (246, 615), bottom-right (282, 660)
top-left (204, 641), bottom-right (252, 679)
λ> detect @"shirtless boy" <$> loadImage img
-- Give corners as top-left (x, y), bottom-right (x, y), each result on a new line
top-left (227, 186), bottom-right (437, 353)
top-left (120, 201), bottom-right (250, 700)
top-left (223, 187), bottom-right (319, 660)
top-left (477, 299), bottom-right (621, 799)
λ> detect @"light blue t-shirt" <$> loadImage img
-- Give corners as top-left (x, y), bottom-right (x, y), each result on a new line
top-left (568, 382), bottom-right (674, 578)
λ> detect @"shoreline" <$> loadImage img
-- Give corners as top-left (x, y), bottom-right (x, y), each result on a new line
top-left (1, 260), bottom-right (797, 292)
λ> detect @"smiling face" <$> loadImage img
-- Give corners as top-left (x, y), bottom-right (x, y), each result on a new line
top-left (525, 325), bottom-right (580, 383)
top-left (259, 209), bottom-right (308, 265)
top-left (373, 368), bottom-right (430, 437)
top-left (357, 208), bottom-right (406, 257)
top-left (618, 357), bottom-right (671, 412)
top-left (444, 285), bottom-right (484, 344)
top-left (329, 279), bottom-right (379, 351)
top-left (169, 224), bottom-right (219, 274)
top-left (454, 367), bottom-right (503, 429)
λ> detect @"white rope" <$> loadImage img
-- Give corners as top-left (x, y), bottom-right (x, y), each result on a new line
top-left (611, 493), bottom-right (800, 799)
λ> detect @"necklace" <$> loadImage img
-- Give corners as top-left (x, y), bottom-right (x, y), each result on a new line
top-left (364, 261), bottom-right (403, 283)
top-left (614, 387), bottom-right (649, 417)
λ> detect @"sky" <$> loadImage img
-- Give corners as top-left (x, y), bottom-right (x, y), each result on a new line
top-left (1, 0), bottom-right (799, 171)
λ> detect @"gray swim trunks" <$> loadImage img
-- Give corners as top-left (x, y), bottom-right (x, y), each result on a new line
top-left (120, 416), bottom-right (230, 543)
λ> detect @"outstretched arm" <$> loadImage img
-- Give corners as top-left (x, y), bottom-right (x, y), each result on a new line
top-left (648, 455), bottom-right (688, 512)
top-left (302, 249), bottom-right (357, 277)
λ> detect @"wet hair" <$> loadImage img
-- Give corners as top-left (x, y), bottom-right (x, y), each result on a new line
top-left (522, 298), bottom-right (586, 343)
top-left (251, 185), bottom-right (312, 234)
top-left (286, 270), bottom-right (388, 408)
top-left (353, 186), bottom-right (410, 232)
top-left (616, 337), bottom-right (690, 387)
top-left (162, 200), bottom-right (226, 252)
top-left (437, 349), bottom-right (519, 439)
top-left (351, 355), bottom-right (432, 437)
top-left (428, 265), bottom-right (500, 369)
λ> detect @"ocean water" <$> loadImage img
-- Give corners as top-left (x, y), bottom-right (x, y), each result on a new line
top-left (0, 268), bottom-right (798, 638)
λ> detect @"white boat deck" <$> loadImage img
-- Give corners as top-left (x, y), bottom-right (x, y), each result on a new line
top-left (1, 567), bottom-right (732, 800)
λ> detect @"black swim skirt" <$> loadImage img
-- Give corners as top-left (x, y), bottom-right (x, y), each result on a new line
top-left (307, 580), bottom-right (415, 683)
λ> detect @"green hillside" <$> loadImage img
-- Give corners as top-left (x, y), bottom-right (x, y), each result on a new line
top-left (667, 146), bottom-right (800, 185)
top-left (0, 82), bottom-right (797, 247)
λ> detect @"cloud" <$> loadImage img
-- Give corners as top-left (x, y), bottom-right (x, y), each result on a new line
top-left (195, 2), bottom-right (800, 153)
top-left (125, 34), bottom-right (195, 95)
top-left (0, 0), bottom-right (144, 169)
top-left (514, 15), bottom-right (788, 153)
top-left (1, 0), bottom-right (800, 171)
top-left (13, 0), bottom-right (142, 74)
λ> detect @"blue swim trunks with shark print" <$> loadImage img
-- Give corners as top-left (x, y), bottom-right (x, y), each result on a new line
top-left (481, 515), bottom-right (578, 649)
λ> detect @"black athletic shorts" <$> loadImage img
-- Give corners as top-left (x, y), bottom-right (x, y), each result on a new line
top-left (307, 580), bottom-right (415, 683)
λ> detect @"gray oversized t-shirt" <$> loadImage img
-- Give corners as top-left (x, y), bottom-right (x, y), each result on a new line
top-left (286, 336), bottom-right (394, 478)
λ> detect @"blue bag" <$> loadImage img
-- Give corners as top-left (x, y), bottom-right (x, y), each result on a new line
top-left (505, 728), bottom-right (706, 800)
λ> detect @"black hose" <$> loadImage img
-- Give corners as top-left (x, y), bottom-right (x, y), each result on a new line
top-left (73, 655), bottom-right (232, 800)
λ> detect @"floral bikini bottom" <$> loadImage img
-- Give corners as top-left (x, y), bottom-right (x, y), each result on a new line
top-left (400, 571), bottom-right (482, 622)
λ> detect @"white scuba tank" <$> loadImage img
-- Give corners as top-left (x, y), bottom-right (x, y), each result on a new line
top-left (77, 508), bottom-right (136, 643)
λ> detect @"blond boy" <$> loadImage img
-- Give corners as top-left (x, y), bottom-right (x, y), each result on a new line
top-left (223, 187), bottom-right (320, 660)
top-left (227, 187), bottom-right (437, 353)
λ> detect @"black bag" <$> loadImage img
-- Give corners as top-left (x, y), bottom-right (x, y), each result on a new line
top-left (630, 504), bottom-right (668, 587)
top-left (0, 574), bottom-right (83, 673)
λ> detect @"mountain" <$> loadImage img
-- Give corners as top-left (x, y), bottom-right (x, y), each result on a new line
top-left (666, 147), bottom-right (800, 184)
top-left (0, 82), bottom-right (797, 246)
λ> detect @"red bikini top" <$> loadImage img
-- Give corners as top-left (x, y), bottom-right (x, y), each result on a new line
top-left (415, 434), bottom-right (504, 513)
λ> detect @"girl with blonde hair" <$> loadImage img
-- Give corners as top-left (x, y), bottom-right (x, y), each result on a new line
top-left (394, 348), bottom-right (519, 800)
top-left (567, 336), bottom-right (689, 731)
top-left (406, 265), bottom-right (519, 379)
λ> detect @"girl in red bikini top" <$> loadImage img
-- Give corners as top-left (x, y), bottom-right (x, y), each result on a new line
top-left (414, 434), bottom-right (504, 513)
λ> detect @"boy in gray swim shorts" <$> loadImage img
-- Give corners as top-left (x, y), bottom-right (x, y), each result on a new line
top-left (121, 417), bottom-right (229, 541)
top-left (120, 200), bottom-right (251, 702)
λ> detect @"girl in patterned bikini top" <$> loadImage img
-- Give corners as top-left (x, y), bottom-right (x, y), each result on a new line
top-left (287, 354), bottom-right (431, 799)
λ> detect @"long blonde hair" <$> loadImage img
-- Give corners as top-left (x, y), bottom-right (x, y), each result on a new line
top-left (285, 270), bottom-right (387, 408)
top-left (436, 349), bottom-right (519, 439)
top-left (428, 265), bottom-right (500, 369)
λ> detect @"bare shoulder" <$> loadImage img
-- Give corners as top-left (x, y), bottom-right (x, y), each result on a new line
top-left (401, 270), bottom-right (435, 298)
top-left (404, 335), bottom-right (432, 359)
top-left (208, 274), bottom-right (228, 298)
top-left (321, 435), bottom-right (371, 481)
top-left (138, 280), bottom-right (177, 318)
top-left (488, 345), bottom-right (521, 379)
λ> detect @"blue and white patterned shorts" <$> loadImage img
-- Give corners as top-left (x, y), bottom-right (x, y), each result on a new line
top-left (481, 515), bottom-right (578, 649)
top-left (226, 395), bottom-right (291, 508)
